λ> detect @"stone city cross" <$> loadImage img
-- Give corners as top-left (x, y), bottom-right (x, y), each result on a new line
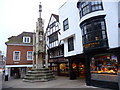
top-left (23, 3), bottom-right (55, 82)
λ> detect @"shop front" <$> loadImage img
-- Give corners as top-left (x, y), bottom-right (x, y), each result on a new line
top-left (68, 54), bottom-right (86, 80)
top-left (5, 65), bottom-right (33, 79)
top-left (48, 58), bottom-right (69, 76)
top-left (85, 51), bottom-right (119, 89)
top-left (49, 54), bottom-right (86, 78)
top-left (59, 63), bottom-right (69, 76)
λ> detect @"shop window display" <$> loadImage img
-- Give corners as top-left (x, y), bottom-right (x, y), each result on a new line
top-left (91, 54), bottom-right (118, 74)
top-left (79, 63), bottom-right (85, 78)
top-left (51, 65), bottom-right (57, 72)
top-left (60, 63), bottom-right (69, 74)
top-left (72, 63), bottom-right (77, 69)
top-left (90, 54), bottom-right (118, 82)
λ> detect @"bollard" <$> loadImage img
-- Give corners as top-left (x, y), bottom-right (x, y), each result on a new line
top-left (5, 75), bottom-right (8, 81)
top-left (69, 71), bottom-right (76, 80)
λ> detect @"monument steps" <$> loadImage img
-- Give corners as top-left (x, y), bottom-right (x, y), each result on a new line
top-left (23, 68), bottom-right (55, 82)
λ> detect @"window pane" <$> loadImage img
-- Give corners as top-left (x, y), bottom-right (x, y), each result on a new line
top-left (27, 51), bottom-right (33, 60)
top-left (78, 0), bottom-right (103, 18)
top-left (81, 18), bottom-right (107, 44)
top-left (94, 31), bottom-right (102, 40)
top-left (23, 37), bottom-right (30, 43)
top-left (63, 18), bottom-right (69, 31)
top-left (94, 21), bottom-right (102, 31)
top-left (102, 34), bottom-right (106, 39)
top-left (91, 1), bottom-right (102, 11)
top-left (102, 31), bottom-right (105, 35)
top-left (14, 51), bottom-right (20, 60)
top-left (82, 36), bottom-right (85, 43)
top-left (49, 32), bottom-right (58, 43)
top-left (101, 21), bottom-right (105, 30)
top-left (68, 37), bottom-right (74, 51)
top-left (91, 2), bottom-right (95, 5)
top-left (99, 5), bottom-right (102, 9)
top-left (27, 38), bottom-right (29, 42)
top-left (86, 23), bottom-right (92, 33)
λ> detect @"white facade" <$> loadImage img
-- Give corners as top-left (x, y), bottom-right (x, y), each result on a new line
top-left (59, 0), bottom-right (83, 57)
top-left (103, 1), bottom-right (119, 48)
top-left (58, 0), bottom-right (120, 57)
top-left (78, 0), bottom-right (119, 49)
top-left (118, 1), bottom-right (120, 46)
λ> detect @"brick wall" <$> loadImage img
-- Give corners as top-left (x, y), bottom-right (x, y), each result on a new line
top-left (6, 45), bottom-right (35, 65)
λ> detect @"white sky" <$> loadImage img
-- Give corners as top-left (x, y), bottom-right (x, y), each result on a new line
top-left (0, 0), bottom-right (67, 56)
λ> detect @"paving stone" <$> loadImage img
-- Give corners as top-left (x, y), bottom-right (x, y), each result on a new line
top-left (2, 76), bottom-right (110, 89)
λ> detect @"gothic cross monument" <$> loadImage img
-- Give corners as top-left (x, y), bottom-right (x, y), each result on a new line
top-left (23, 3), bottom-right (55, 82)
top-left (35, 2), bottom-right (45, 69)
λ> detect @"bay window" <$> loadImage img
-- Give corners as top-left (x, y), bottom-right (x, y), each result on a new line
top-left (80, 17), bottom-right (108, 50)
top-left (77, 0), bottom-right (103, 18)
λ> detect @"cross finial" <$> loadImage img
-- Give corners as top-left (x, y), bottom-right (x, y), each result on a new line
top-left (39, 2), bottom-right (42, 18)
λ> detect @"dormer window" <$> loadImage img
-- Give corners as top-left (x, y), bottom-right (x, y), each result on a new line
top-left (23, 37), bottom-right (31, 43)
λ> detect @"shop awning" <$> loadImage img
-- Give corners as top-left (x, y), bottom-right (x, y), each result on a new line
top-left (5, 65), bottom-right (33, 68)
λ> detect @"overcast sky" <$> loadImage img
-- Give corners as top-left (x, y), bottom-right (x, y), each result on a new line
top-left (0, 0), bottom-right (67, 55)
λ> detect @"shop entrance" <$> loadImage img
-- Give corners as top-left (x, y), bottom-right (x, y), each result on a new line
top-left (69, 57), bottom-right (86, 80)
top-left (11, 67), bottom-right (20, 79)
top-left (49, 62), bottom-right (69, 76)
top-left (59, 63), bottom-right (69, 76)
top-left (72, 61), bottom-right (85, 78)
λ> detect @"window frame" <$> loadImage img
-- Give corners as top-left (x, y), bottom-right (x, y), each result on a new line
top-left (80, 17), bottom-right (108, 50)
top-left (49, 32), bottom-right (58, 43)
top-left (81, 18), bottom-right (107, 44)
top-left (23, 36), bottom-right (31, 43)
top-left (27, 51), bottom-right (33, 60)
top-left (68, 37), bottom-right (74, 52)
top-left (63, 18), bottom-right (69, 31)
top-left (13, 51), bottom-right (20, 61)
top-left (78, 1), bottom-right (103, 18)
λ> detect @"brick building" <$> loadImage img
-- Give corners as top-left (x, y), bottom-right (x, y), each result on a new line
top-left (5, 32), bottom-right (35, 79)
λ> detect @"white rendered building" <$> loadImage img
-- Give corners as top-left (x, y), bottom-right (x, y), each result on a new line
top-left (59, 0), bottom-right (83, 58)
top-left (59, 0), bottom-right (86, 79)
top-left (77, 0), bottom-right (120, 89)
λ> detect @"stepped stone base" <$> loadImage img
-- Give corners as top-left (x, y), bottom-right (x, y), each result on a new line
top-left (23, 68), bottom-right (55, 82)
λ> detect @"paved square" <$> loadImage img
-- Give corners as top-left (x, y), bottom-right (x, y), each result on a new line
top-left (2, 76), bottom-right (110, 89)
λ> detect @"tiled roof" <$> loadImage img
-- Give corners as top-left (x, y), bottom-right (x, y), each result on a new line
top-left (5, 32), bottom-right (35, 45)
